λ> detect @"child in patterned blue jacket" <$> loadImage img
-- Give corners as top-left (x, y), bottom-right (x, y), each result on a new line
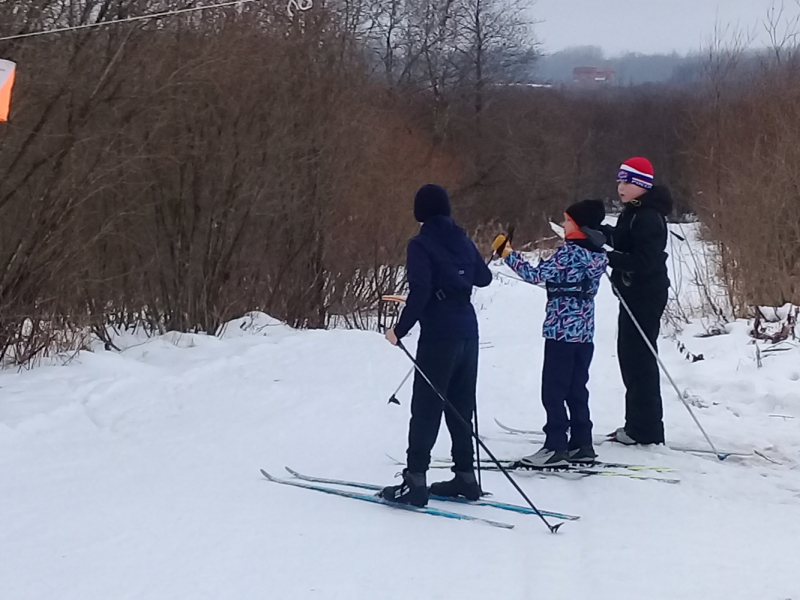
top-left (493, 199), bottom-right (608, 467)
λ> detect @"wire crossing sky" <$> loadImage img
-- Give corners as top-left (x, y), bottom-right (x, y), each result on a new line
top-left (0, 0), bottom-right (313, 42)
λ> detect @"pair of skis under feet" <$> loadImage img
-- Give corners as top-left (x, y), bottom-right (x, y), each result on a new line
top-left (260, 467), bottom-right (581, 530)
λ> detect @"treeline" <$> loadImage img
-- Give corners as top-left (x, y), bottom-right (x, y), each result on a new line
top-left (534, 46), bottom-right (700, 85)
top-left (0, 0), bottom-right (797, 364)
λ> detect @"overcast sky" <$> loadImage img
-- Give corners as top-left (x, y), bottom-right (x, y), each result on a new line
top-left (532, 0), bottom-right (794, 56)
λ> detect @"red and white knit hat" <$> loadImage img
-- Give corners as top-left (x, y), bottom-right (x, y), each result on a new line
top-left (616, 157), bottom-right (654, 189)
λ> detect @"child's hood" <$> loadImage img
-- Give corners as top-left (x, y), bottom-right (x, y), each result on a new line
top-left (639, 185), bottom-right (673, 216)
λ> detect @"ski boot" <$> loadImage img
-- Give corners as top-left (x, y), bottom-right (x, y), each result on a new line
top-left (519, 447), bottom-right (570, 468)
top-left (567, 445), bottom-right (598, 464)
top-left (610, 427), bottom-right (637, 445)
top-left (429, 471), bottom-right (482, 501)
top-left (378, 470), bottom-right (428, 507)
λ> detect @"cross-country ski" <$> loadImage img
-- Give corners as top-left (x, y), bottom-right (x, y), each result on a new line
top-left (260, 469), bottom-right (515, 529)
top-left (493, 418), bottom-right (754, 458)
top-left (422, 459), bottom-right (682, 484)
top-left (283, 467), bottom-right (581, 520)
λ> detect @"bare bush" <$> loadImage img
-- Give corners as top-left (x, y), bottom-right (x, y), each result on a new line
top-left (0, 1), bottom-right (461, 363)
top-left (9, 0), bottom-right (779, 369)
top-left (687, 59), bottom-right (800, 311)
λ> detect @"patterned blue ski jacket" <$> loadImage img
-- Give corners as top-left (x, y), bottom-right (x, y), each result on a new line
top-left (505, 241), bottom-right (608, 343)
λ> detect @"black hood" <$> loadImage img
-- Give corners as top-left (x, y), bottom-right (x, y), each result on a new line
top-left (419, 215), bottom-right (469, 253)
top-left (638, 185), bottom-right (673, 217)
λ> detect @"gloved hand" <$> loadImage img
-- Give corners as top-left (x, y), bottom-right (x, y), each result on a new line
top-left (580, 226), bottom-right (608, 250)
top-left (599, 223), bottom-right (614, 246)
top-left (491, 234), bottom-right (513, 258)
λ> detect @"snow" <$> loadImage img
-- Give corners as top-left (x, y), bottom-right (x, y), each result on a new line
top-left (2, 225), bottom-right (800, 600)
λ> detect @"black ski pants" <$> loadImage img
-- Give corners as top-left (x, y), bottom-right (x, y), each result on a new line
top-left (617, 286), bottom-right (668, 444)
top-left (406, 338), bottom-right (479, 474)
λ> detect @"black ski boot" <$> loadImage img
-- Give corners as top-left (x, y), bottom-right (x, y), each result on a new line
top-left (378, 470), bottom-right (428, 507)
top-left (568, 445), bottom-right (598, 464)
top-left (429, 471), bottom-right (482, 501)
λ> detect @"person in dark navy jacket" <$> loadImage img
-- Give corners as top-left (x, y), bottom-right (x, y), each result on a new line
top-left (379, 184), bottom-right (492, 507)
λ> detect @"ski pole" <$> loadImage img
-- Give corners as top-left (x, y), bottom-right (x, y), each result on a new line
top-left (670, 230), bottom-right (686, 242)
top-left (388, 367), bottom-right (414, 405)
top-left (473, 224), bottom-right (513, 488)
top-left (607, 274), bottom-right (727, 460)
top-left (396, 340), bottom-right (563, 533)
top-left (474, 402), bottom-right (483, 492)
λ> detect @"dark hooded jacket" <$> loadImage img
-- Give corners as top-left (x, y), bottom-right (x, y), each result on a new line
top-left (603, 185), bottom-right (673, 293)
top-left (394, 215), bottom-right (492, 340)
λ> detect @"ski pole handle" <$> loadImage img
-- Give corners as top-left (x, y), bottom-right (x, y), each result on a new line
top-left (488, 225), bottom-right (515, 263)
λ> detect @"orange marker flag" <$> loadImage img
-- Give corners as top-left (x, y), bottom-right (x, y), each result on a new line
top-left (0, 59), bottom-right (16, 122)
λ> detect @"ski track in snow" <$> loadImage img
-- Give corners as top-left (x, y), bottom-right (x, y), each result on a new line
top-left (1, 225), bottom-right (799, 600)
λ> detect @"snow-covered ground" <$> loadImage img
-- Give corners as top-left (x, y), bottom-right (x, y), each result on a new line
top-left (2, 225), bottom-right (799, 600)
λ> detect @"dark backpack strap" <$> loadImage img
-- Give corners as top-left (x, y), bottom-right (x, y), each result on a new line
top-left (433, 288), bottom-right (471, 303)
top-left (546, 278), bottom-right (592, 301)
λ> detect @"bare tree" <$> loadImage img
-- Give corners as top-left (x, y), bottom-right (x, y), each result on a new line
top-left (764, 0), bottom-right (800, 64)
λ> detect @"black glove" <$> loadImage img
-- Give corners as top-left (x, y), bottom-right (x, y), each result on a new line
top-left (598, 223), bottom-right (614, 246)
top-left (580, 226), bottom-right (608, 250)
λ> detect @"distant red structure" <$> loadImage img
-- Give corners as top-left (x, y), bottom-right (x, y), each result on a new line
top-left (573, 67), bottom-right (615, 86)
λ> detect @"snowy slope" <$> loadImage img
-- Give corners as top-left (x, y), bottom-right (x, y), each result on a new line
top-left (1, 225), bottom-right (799, 600)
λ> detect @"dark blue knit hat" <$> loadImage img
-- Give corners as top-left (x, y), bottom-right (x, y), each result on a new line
top-left (414, 184), bottom-right (451, 223)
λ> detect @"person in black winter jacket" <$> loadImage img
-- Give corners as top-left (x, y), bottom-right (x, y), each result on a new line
top-left (602, 157), bottom-right (673, 445)
top-left (379, 184), bottom-right (492, 507)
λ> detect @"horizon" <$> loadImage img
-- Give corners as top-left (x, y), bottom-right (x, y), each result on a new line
top-left (532, 0), bottom-right (791, 57)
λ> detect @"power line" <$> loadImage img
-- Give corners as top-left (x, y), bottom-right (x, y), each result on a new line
top-left (0, 0), bottom-right (312, 43)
